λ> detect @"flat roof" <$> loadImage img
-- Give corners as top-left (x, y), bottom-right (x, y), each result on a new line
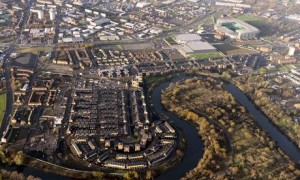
top-left (186, 41), bottom-right (216, 51)
top-left (175, 34), bottom-right (202, 42)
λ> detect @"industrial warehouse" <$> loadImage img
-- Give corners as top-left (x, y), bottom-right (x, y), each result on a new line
top-left (174, 34), bottom-right (217, 56)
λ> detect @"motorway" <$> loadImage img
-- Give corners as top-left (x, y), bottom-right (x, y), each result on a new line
top-left (0, 0), bottom-right (32, 138)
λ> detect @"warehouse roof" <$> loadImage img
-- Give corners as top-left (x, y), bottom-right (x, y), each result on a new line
top-left (185, 41), bottom-right (216, 51)
top-left (175, 34), bottom-right (202, 43)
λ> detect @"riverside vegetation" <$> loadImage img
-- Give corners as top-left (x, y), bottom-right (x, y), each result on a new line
top-left (235, 74), bottom-right (300, 148)
top-left (161, 76), bottom-right (300, 179)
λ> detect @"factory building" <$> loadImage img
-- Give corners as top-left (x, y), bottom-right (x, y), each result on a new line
top-left (178, 41), bottom-right (217, 56)
top-left (174, 34), bottom-right (202, 44)
top-left (174, 34), bottom-right (217, 56)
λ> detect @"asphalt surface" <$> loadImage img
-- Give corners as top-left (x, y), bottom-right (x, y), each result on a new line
top-left (0, 0), bottom-right (32, 138)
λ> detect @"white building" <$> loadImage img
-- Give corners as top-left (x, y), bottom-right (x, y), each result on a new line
top-left (179, 41), bottom-right (217, 56)
top-left (90, 18), bottom-right (110, 27)
top-left (49, 8), bottom-right (56, 21)
top-left (174, 34), bottom-right (202, 44)
top-left (288, 46), bottom-right (296, 56)
top-left (136, 2), bottom-right (151, 8)
top-left (30, 9), bottom-right (44, 19)
top-left (174, 33), bottom-right (216, 56)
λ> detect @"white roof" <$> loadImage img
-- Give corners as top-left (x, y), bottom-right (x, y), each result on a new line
top-left (175, 34), bottom-right (202, 43)
top-left (186, 41), bottom-right (216, 51)
top-left (136, 2), bottom-right (151, 8)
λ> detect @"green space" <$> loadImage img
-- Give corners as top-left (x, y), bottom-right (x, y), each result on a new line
top-left (236, 74), bottom-right (300, 149)
top-left (232, 14), bottom-right (270, 36)
top-left (233, 14), bottom-right (264, 22)
top-left (258, 67), bottom-right (268, 74)
top-left (293, 63), bottom-right (300, 68)
top-left (161, 76), bottom-right (298, 179)
top-left (215, 44), bottom-right (257, 55)
top-left (0, 35), bottom-right (15, 44)
top-left (7, 128), bottom-right (20, 144)
top-left (258, 65), bottom-right (295, 74)
top-left (164, 36), bottom-right (177, 45)
top-left (0, 93), bottom-right (7, 125)
top-left (278, 119), bottom-right (288, 127)
top-left (222, 22), bottom-right (244, 31)
top-left (143, 73), bottom-right (181, 86)
top-left (278, 65), bottom-right (289, 72)
top-left (188, 52), bottom-right (222, 59)
top-left (16, 47), bottom-right (53, 55)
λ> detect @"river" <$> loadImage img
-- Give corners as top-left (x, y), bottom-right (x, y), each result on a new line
top-left (223, 83), bottom-right (300, 164)
top-left (151, 76), bottom-right (205, 180)
top-left (2, 75), bottom-right (300, 179)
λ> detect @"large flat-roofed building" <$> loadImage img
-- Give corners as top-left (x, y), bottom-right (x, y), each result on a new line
top-left (174, 34), bottom-right (202, 44)
top-left (174, 34), bottom-right (217, 56)
top-left (179, 41), bottom-right (217, 56)
top-left (215, 17), bottom-right (260, 40)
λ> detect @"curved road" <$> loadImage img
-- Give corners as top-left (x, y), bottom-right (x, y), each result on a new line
top-left (0, 0), bottom-right (32, 138)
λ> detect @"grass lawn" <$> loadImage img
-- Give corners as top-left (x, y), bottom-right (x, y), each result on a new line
top-left (233, 14), bottom-right (264, 22)
top-left (188, 52), bottom-right (222, 59)
top-left (278, 65), bottom-right (289, 72)
top-left (16, 47), bottom-right (53, 55)
top-left (0, 93), bottom-right (7, 125)
top-left (215, 44), bottom-right (257, 55)
top-left (164, 36), bottom-right (177, 45)
top-left (278, 119), bottom-right (287, 127)
top-left (143, 76), bottom-right (164, 86)
top-left (293, 63), bottom-right (300, 68)
top-left (143, 73), bottom-right (181, 86)
top-left (258, 65), bottom-right (291, 74)
top-left (258, 67), bottom-right (268, 74)
top-left (233, 14), bottom-right (272, 36)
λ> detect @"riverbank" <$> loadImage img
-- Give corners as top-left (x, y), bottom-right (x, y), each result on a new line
top-left (161, 74), bottom-right (299, 178)
top-left (224, 83), bottom-right (300, 165)
top-left (233, 74), bottom-right (300, 152)
top-left (188, 70), bottom-right (300, 164)
top-left (0, 93), bottom-right (6, 125)
top-left (0, 72), bottom-right (188, 180)
top-left (145, 74), bottom-right (205, 180)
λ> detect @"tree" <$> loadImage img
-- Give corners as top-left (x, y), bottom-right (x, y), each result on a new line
top-left (13, 151), bottom-right (24, 165)
top-left (231, 167), bottom-right (239, 175)
top-left (123, 171), bottom-right (139, 180)
top-left (27, 175), bottom-right (42, 180)
top-left (10, 171), bottom-right (24, 180)
top-left (145, 171), bottom-right (155, 180)
top-left (92, 171), bottom-right (104, 179)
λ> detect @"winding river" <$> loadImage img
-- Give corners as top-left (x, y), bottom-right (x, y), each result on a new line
top-left (2, 75), bottom-right (300, 179)
top-left (151, 76), bottom-right (205, 180)
top-left (154, 75), bottom-right (300, 179)
top-left (224, 83), bottom-right (300, 164)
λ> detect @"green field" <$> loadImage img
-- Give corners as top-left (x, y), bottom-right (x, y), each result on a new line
top-left (0, 93), bottom-right (7, 125)
top-left (188, 52), bottom-right (222, 59)
top-left (233, 14), bottom-right (264, 22)
top-left (215, 44), bottom-right (257, 55)
top-left (258, 64), bottom-right (295, 74)
top-left (16, 47), bottom-right (53, 55)
top-left (232, 14), bottom-right (279, 37)
top-left (164, 36), bottom-right (177, 45)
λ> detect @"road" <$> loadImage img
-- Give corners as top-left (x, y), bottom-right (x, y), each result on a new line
top-left (0, 0), bottom-right (32, 138)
